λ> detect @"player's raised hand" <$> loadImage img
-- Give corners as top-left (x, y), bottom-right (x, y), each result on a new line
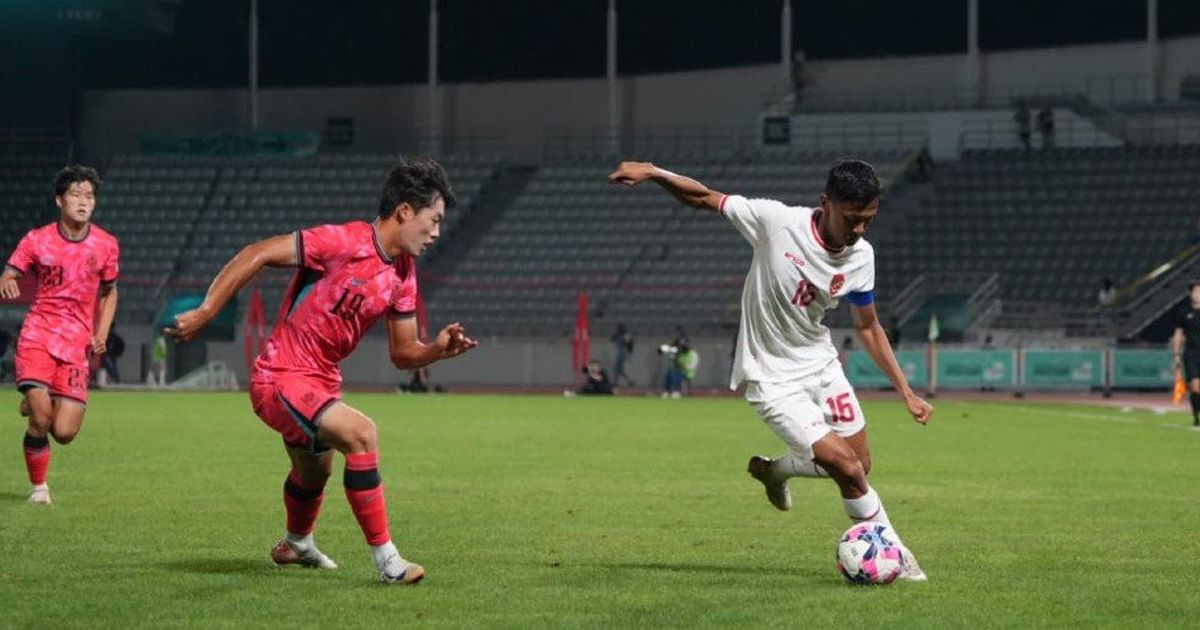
top-left (608, 161), bottom-right (656, 187)
top-left (905, 393), bottom-right (934, 425)
top-left (0, 275), bottom-right (20, 300)
top-left (167, 307), bottom-right (211, 342)
top-left (91, 335), bottom-right (107, 355)
top-left (436, 322), bottom-right (478, 358)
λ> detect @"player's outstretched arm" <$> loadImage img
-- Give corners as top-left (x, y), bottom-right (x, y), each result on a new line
top-left (0, 267), bottom-right (20, 300)
top-left (851, 302), bottom-right (934, 425)
top-left (168, 234), bottom-right (298, 342)
top-left (608, 161), bottom-right (726, 212)
top-left (386, 316), bottom-right (478, 369)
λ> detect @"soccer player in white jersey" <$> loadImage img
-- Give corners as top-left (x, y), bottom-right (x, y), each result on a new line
top-left (609, 158), bottom-right (934, 581)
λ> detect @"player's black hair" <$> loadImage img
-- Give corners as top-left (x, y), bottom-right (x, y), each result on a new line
top-left (824, 159), bottom-right (880, 207)
top-left (378, 157), bottom-right (457, 218)
top-left (53, 165), bottom-right (102, 197)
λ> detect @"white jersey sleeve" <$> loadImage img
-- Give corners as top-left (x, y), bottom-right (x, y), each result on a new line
top-left (720, 194), bottom-right (792, 245)
top-left (844, 242), bottom-right (876, 306)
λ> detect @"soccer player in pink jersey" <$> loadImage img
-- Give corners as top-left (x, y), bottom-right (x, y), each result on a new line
top-left (0, 166), bottom-right (120, 505)
top-left (168, 158), bottom-right (477, 584)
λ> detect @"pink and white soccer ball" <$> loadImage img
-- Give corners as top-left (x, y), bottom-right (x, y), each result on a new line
top-left (836, 521), bottom-right (904, 585)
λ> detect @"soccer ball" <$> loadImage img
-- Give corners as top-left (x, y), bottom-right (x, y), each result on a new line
top-left (836, 521), bottom-right (904, 585)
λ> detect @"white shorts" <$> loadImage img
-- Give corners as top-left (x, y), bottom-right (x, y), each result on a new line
top-left (743, 361), bottom-right (866, 460)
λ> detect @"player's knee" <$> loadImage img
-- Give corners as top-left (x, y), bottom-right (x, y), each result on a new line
top-left (50, 427), bottom-right (78, 445)
top-left (344, 419), bottom-right (379, 453)
top-left (859, 455), bottom-right (873, 476)
top-left (828, 455), bottom-right (865, 483)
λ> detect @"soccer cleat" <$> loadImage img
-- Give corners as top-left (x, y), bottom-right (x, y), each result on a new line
top-left (28, 485), bottom-right (52, 505)
top-left (746, 455), bottom-right (792, 511)
top-left (271, 539), bottom-right (338, 569)
top-left (896, 546), bottom-right (928, 582)
top-left (378, 552), bottom-right (425, 585)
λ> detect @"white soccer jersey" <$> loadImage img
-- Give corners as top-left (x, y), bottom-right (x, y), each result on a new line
top-left (721, 194), bottom-right (876, 389)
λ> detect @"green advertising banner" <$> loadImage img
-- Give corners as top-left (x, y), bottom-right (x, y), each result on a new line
top-left (846, 350), bottom-right (928, 389)
top-left (140, 131), bottom-right (319, 157)
top-left (1021, 350), bottom-right (1104, 390)
top-left (1111, 350), bottom-right (1173, 388)
top-left (936, 349), bottom-right (1016, 389)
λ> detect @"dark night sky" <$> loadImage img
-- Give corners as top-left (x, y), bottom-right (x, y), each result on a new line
top-left (0, 0), bottom-right (1197, 98)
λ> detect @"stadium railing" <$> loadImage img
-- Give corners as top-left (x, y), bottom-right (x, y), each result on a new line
top-left (780, 75), bottom-right (1151, 114)
top-left (544, 122), bottom-right (928, 161)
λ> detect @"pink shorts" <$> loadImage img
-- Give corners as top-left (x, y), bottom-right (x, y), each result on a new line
top-left (15, 342), bottom-right (89, 405)
top-left (249, 375), bottom-right (340, 452)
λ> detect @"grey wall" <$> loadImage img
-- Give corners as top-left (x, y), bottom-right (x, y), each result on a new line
top-left (80, 36), bottom-right (1200, 164)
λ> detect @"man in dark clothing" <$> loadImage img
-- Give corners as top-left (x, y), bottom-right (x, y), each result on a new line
top-left (1173, 282), bottom-right (1200, 426)
top-left (580, 360), bottom-right (614, 395)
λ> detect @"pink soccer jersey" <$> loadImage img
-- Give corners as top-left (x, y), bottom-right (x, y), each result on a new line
top-left (5, 223), bottom-right (120, 364)
top-left (253, 221), bottom-right (419, 389)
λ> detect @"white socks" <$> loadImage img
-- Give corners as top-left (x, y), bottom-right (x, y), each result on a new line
top-left (842, 486), bottom-right (891, 526)
top-left (770, 454), bottom-right (828, 479)
top-left (370, 540), bottom-right (399, 568)
top-left (285, 531), bottom-right (314, 550)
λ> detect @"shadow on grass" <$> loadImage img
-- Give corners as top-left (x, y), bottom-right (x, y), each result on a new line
top-left (0, 491), bottom-right (31, 503)
top-left (160, 558), bottom-right (271, 575)
top-left (585, 561), bottom-right (817, 578)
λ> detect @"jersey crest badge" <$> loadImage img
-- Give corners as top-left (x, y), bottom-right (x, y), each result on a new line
top-left (830, 273), bottom-right (845, 296)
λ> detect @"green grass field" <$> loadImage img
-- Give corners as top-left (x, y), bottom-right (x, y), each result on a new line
top-left (1, 390), bottom-right (1197, 628)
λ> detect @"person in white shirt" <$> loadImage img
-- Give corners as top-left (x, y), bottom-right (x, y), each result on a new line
top-left (609, 158), bottom-right (934, 581)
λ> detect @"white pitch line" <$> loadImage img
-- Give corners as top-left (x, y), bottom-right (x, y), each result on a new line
top-left (960, 401), bottom-right (1174, 427)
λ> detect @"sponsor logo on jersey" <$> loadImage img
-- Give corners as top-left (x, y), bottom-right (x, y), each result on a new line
top-left (784, 252), bottom-right (806, 267)
top-left (830, 273), bottom-right (845, 295)
top-left (350, 278), bottom-right (366, 287)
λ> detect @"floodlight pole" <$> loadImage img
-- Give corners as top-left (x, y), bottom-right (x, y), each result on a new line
top-left (781, 0), bottom-right (792, 86)
top-left (429, 0), bottom-right (441, 155)
top-left (607, 0), bottom-right (618, 155)
top-left (248, 0), bottom-right (259, 129)
top-left (1146, 0), bottom-right (1158, 103)
top-left (966, 0), bottom-right (980, 107)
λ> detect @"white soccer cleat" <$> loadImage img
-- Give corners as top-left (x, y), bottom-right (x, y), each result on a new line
top-left (28, 485), bottom-right (52, 505)
top-left (747, 455), bottom-right (792, 511)
top-left (378, 551), bottom-right (426, 585)
top-left (897, 546), bottom-right (928, 582)
top-left (271, 539), bottom-right (338, 569)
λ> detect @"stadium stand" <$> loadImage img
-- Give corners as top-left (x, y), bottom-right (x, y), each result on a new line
top-left (101, 153), bottom-right (501, 323)
top-left (880, 145), bottom-right (1200, 332)
top-left (422, 151), bottom-right (916, 336)
top-left (0, 129), bottom-right (71, 263)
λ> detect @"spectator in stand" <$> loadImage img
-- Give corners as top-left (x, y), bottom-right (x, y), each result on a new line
top-left (1014, 100), bottom-right (1032, 153)
top-left (1037, 108), bottom-right (1056, 150)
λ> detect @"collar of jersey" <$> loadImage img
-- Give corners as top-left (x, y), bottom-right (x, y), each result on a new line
top-left (56, 221), bottom-right (90, 243)
top-left (809, 210), bottom-right (848, 256)
top-left (369, 221), bottom-right (395, 264)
